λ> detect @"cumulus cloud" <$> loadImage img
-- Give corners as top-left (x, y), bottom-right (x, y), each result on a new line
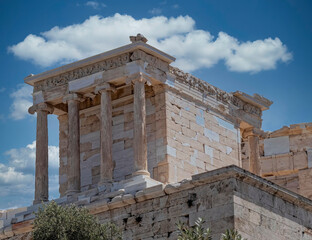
top-left (8, 14), bottom-right (292, 73)
top-left (225, 37), bottom-right (292, 72)
top-left (0, 141), bottom-right (59, 209)
top-left (5, 141), bottom-right (59, 173)
top-left (0, 164), bottom-right (33, 186)
top-left (10, 85), bottom-right (33, 120)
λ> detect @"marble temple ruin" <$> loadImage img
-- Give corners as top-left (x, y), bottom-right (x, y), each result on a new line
top-left (1, 34), bottom-right (312, 239)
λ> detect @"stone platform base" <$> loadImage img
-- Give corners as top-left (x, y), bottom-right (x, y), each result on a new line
top-left (1, 166), bottom-right (312, 240)
top-left (111, 175), bottom-right (162, 194)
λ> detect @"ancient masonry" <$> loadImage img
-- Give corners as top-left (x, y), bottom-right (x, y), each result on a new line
top-left (0, 34), bottom-right (311, 239)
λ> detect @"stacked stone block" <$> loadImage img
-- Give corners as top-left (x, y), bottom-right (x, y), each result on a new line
top-left (162, 88), bottom-right (240, 183)
top-left (242, 122), bottom-right (312, 199)
top-left (2, 166), bottom-right (312, 240)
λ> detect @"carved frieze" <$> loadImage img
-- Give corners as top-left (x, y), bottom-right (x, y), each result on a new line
top-left (34, 53), bottom-right (131, 92)
top-left (130, 50), bottom-right (168, 72)
top-left (169, 66), bottom-right (262, 117)
top-left (33, 50), bottom-right (169, 92)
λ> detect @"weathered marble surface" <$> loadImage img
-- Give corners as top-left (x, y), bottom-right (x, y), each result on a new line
top-left (2, 166), bottom-right (312, 240)
top-left (242, 122), bottom-right (312, 199)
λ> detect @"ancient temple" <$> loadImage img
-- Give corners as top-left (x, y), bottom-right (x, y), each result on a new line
top-left (26, 33), bottom-right (273, 203)
top-left (1, 34), bottom-right (312, 240)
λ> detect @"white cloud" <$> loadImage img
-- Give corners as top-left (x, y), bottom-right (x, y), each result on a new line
top-left (85, 1), bottom-right (106, 9)
top-left (5, 141), bottom-right (59, 173)
top-left (149, 8), bottom-right (162, 15)
top-left (0, 141), bottom-right (59, 208)
top-left (0, 163), bottom-right (33, 185)
top-left (8, 14), bottom-right (292, 73)
top-left (9, 85), bottom-right (33, 120)
top-left (225, 37), bottom-right (292, 72)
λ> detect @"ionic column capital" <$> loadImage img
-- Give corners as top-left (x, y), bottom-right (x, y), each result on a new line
top-left (242, 127), bottom-right (263, 139)
top-left (126, 72), bottom-right (152, 86)
top-left (63, 93), bottom-right (84, 103)
top-left (28, 103), bottom-right (54, 115)
top-left (95, 82), bottom-right (116, 94)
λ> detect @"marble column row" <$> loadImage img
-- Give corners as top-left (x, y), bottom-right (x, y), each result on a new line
top-left (30, 75), bottom-right (150, 203)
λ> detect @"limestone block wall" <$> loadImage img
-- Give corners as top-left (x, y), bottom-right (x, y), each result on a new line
top-left (0, 207), bottom-right (27, 231)
top-left (3, 166), bottom-right (312, 240)
top-left (94, 168), bottom-right (312, 240)
top-left (58, 85), bottom-right (167, 195)
top-left (233, 179), bottom-right (312, 240)
top-left (59, 81), bottom-right (244, 195)
top-left (96, 178), bottom-right (236, 240)
top-left (80, 85), bottom-right (160, 189)
top-left (242, 123), bottom-right (312, 199)
top-left (158, 88), bottom-right (241, 183)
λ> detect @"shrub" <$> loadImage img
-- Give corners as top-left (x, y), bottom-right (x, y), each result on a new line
top-left (177, 217), bottom-right (212, 240)
top-left (221, 229), bottom-right (245, 240)
top-left (177, 218), bottom-right (246, 240)
top-left (33, 201), bottom-right (121, 240)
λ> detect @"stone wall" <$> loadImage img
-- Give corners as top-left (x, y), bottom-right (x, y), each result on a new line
top-left (160, 87), bottom-right (241, 183)
top-left (242, 122), bottom-right (312, 199)
top-left (58, 85), bottom-right (167, 196)
top-left (59, 77), bottom-right (246, 196)
top-left (2, 166), bottom-right (312, 240)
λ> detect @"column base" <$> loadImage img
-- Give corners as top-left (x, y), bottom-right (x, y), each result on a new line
top-left (112, 175), bottom-right (161, 194)
top-left (97, 180), bottom-right (113, 193)
top-left (33, 199), bottom-right (48, 205)
top-left (65, 190), bottom-right (80, 197)
top-left (132, 170), bottom-right (150, 177)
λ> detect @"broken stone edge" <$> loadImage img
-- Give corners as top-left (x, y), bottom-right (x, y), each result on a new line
top-left (1, 165), bottom-right (312, 239)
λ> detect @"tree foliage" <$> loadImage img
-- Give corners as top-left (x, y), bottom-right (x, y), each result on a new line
top-left (177, 218), bottom-right (246, 240)
top-left (221, 229), bottom-right (245, 240)
top-left (33, 201), bottom-right (121, 240)
top-left (177, 218), bottom-right (212, 240)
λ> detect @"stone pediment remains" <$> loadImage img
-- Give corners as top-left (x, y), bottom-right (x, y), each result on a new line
top-left (1, 34), bottom-right (312, 240)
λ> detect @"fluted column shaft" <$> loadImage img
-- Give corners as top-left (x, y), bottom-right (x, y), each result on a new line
top-left (133, 77), bottom-right (149, 176)
top-left (64, 93), bottom-right (82, 195)
top-left (29, 103), bottom-right (53, 204)
top-left (248, 134), bottom-right (260, 175)
top-left (242, 127), bottom-right (261, 175)
top-left (95, 83), bottom-right (115, 183)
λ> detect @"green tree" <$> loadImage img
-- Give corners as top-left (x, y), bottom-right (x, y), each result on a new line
top-left (33, 201), bottom-right (121, 240)
top-left (177, 218), bottom-right (246, 240)
top-left (221, 229), bottom-right (245, 240)
top-left (177, 218), bottom-right (212, 240)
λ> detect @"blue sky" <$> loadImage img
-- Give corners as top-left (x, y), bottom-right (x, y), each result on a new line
top-left (0, 0), bottom-right (311, 209)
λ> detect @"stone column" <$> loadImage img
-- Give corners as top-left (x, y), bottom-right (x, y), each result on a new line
top-left (58, 114), bottom-right (68, 197)
top-left (29, 103), bottom-right (54, 204)
top-left (246, 128), bottom-right (260, 175)
top-left (63, 93), bottom-right (82, 195)
top-left (132, 76), bottom-right (150, 176)
top-left (95, 83), bottom-right (116, 184)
